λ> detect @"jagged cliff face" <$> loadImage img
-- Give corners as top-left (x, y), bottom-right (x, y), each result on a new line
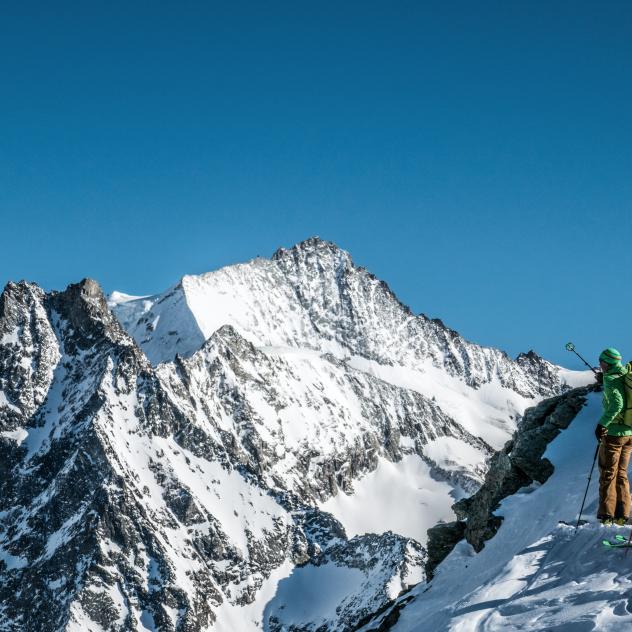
top-left (111, 238), bottom-right (559, 399)
top-left (0, 239), bottom-right (582, 632)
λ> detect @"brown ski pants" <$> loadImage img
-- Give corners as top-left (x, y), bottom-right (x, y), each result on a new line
top-left (598, 435), bottom-right (632, 520)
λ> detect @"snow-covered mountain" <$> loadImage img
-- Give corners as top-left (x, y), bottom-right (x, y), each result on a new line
top-left (109, 238), bottom-right (563, 398)
top-left (0, 238), bottom-right (591, 631)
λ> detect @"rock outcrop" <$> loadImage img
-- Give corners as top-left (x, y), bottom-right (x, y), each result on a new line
top-left (453, 384), bottom-right (595, 552)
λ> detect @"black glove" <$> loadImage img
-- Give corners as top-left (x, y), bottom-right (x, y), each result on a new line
top-left (595, 424), bottom-right (608, 441)
top-left (595, 372), bottom-right (604, 385)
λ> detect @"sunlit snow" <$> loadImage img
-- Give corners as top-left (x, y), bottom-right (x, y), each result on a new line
top-left (321, 455), bottom-right (456, 543)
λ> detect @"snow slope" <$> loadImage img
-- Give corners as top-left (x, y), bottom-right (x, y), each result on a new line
top-left (320, 454), bottom-right (458, 543)
top-left (347, 355), bottom-right (535, 451)
top-left (373, 392), bottom-right (632, 631)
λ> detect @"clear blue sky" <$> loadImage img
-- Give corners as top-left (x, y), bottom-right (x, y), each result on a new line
top-left (1, 1), bottom-right (630, 366)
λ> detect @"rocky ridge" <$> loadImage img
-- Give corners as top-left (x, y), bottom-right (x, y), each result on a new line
top-left (453, 383), bottom-right (595, 551)
top-left (111, 238), bottom-right (561, 401)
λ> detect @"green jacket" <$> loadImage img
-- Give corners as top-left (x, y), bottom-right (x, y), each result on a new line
top-left (600, 364), bottom-right (632, 436)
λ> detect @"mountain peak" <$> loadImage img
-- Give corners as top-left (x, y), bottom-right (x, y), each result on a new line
top-left (50, 278), bottom-right (130, 351)
top-left (0, 281), bottom-right (45, 321)
top-left (272, 236), bottom-right (350, 262)
top-left (56, 277), bottom-right (107, 310)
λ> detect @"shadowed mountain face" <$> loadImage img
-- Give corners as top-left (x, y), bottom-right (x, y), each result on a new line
top-left (0, 239), bottom-right (584, 631)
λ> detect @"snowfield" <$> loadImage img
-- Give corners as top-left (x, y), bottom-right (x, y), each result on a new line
top-left (320, 454), bottom-right (458, 543)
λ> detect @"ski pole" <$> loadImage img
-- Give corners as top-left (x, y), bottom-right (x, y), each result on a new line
top-left (575, 443), bottom-right (599, 532)
top-left (565, 342), bottom-right (599, 376)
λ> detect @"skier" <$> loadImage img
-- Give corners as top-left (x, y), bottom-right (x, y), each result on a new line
top-left (595, 348), bottom-right (632, 526)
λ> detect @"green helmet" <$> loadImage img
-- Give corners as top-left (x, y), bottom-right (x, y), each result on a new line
top-left (599, 347), bottom-right (622, 366)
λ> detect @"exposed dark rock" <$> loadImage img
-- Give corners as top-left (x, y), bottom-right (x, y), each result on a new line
top-left (453, 385), bottom-right (594, 552)
top-left (425, 520), bottom-right (466, 580)
top-left (353, 594), bottom-right (416, 632)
